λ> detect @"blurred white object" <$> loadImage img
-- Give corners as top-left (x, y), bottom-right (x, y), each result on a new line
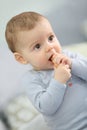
top-left (81, 20), bottom-right (87, 39)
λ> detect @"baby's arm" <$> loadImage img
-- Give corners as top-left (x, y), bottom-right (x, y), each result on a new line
top-left (22, 71), bottom-right (67, 115)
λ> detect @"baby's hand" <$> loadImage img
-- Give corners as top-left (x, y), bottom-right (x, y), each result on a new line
top-left (52, 53), bottom-right (72, 68)
top-left (51, 53), bottom-right (72, 84)
top-left (54, 63), bottom-right (71, 84)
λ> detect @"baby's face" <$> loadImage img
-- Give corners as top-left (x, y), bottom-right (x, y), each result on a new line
top-left (17, 18), bottom-right (62, 70)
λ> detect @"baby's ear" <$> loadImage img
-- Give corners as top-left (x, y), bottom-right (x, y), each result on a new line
top-left (14, 52), bottom-right (28, 64)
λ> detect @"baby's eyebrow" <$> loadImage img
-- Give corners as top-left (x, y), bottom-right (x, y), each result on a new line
top-left (47, 32), bottom-right (54, 37)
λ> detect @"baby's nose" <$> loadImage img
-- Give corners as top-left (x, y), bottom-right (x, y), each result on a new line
top-left (45, 44), bottom-right (54, 52)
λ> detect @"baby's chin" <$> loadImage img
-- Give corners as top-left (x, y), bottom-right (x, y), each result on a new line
top-left (34, 62), bottom-right (54, 70)
top-left (46, 65), bottom-right (54, 70)
top-left (40, 66), bottom-right (54, 71)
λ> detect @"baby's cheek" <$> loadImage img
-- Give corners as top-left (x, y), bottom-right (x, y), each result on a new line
top-left (39, 57), bottom-right (46, 65)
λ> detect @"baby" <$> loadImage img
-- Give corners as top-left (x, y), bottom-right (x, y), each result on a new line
top-left (5, 11), bottom-right (87, 130)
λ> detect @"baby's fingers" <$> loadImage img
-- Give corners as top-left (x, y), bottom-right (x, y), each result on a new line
top-left (52, 54), bottom-right (62, 65)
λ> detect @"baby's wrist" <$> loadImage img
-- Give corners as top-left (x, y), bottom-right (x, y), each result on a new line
top-left (54, 76), bottom-right (67, 84)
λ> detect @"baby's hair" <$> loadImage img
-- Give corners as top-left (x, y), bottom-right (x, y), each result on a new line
top-left (5, 11), bottom-right (45, 52)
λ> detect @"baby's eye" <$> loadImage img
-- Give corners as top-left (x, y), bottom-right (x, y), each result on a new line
top-left (48, 35), bottom-right (54, 41)
top-left (34, 43), bottom-right (41, 50)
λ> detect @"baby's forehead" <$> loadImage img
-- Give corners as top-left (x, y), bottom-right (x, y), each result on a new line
top-left (16, 18), bottom-right (53, 40)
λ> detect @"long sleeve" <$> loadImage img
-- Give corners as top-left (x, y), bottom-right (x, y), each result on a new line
top-left (21, 71), bottom-right (67, 116)
top-left (64, 50), bottom-right (87, 81)
top-left (71, 57), bottom-right (87, 81)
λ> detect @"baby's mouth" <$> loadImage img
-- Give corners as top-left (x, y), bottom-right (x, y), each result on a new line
top-left (48, 55), bottom-right (53, 62)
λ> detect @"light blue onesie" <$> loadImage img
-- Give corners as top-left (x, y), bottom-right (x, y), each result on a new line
top-left (21, 50), bottom-right (87, 130)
